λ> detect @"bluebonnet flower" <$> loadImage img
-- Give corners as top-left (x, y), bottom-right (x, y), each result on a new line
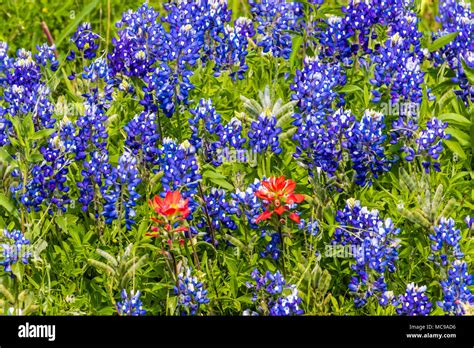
top-left (298, 218), bottom-right (319, 236)
top-left (370, 27), bottom-right (425, 104)
top-left (73, 102), bottom-right (112, 212)
top-left (195, 187), bottom-right (240, 244)
top-left (77, 151), bottom-right (113, 213)
top-left (0, 229), bottom-right (31, 276)
top-left (213, 17), bottom-right (255, 80)
top-left (260, 231), bottom-right (281, 260)
top-left (429, 217), bottom-right (464, 266)
top-left (1, 48), bottom-right (55, 130)
top-left (0, 117), bottom-right (12, 147)
top-left (316, 15), bottom-right (353, 61)
top-left (341, 0), bottom-right (411, 54)
top-left (248, 113), bottom-right (282, 154)
top-left (80, 58), bottom-right (115, 108)
top-left (291, 56), bottom-right (346, 115)
top-left (74, 103), bottom-right (108, 160)
top-left (82, 57), bottom-right (110, 82)
top-left (0, 41), bottom-right (8, 69)
top-left (345, 110), bottom-right (391, 186)
top-left (395, 283), bottom-right (432, 316)
top-left (438, 260), bottom-right (473, 316)
top-left (293, 108), bottom-right (354, 178)
top-left (334, 199), bottom-right (400, 307)
top-left (432, 0), bottom-right (474, 103)
top-left (34, 43), bottom-right (58, 71)
top-left (246, 269), bottom-right (304, 316)
top-left (68, 23), bottom-right (100, 60)
top-left (231, 179), bottom-right (263, 229)
top-left (140, 2), bottom-right (205, 117)
top-left (189, 98), bottom-right (246, 166)
top-left (158, 138), bottom-right (201, 198)
top-left (389, 113), bottom-right (419, 145)
top-left (117, 289), bottom-right (146, 316)
top-left (124, 112), bottom-right (160, 168)
top-left (109, 4), bottom-right (165, 77)
top-left (249, 0), bottom-right (303, 59)
top-left (103, 150), bottom-right (141, 230)
top-left (21, 122), bottom-right (75, 214)
top-left (465, 216), bottom-right (474, 230)
top-left (174, 267), bottom-right (210, 316)
top-left (404, 118), bottom-right (450, 172)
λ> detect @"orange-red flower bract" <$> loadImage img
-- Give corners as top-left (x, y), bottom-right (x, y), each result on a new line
top-left (147, 191), bottom-right (190, 238)
top-left (255, 176), bottom-right (304, 223)
top-left (149, 191), bottom-right (190, 219)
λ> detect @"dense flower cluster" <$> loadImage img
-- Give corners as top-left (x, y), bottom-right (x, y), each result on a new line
top-left (174, 267), bottom-right (210, 315)
top-left (0, 45), bottom-right (56, 139)
top-left (109, 4), bottom-right (165, 77)
top-left (403, 118), bottom-right (450, 173)
top-left (68, 22), bottom-right (100, 60)
top-left (0, 229), bottom-right (31, 276)
top-left (438, 260), bottom-right (473, 315)
top-left (157, 138), bottom-right (201, 198)
top-left (429, 217), bottom-right (464, 266)
top-left (432, 0), bottom-right (474, 103)
top-left (245, 269), bottom-right (304, 315)
top-left (395, 283), bottom-right (432, 316)
top-left (249, 0), bottom-right (303, 59)
top-left (345, 110), bottom-right (391, 186)
top-left (334, 199), bottom-right (400, 307)
top-left (429, 218), bottom-right (473, 315)
top-left (21, 123), bottom-right (75, 214)
top-left (189, 98), bottom-right (245, 166)
top-left (293, 108), bottom-right (354, 179)
top-left (232, 179), bottom-right (263, 229)
top-left (116, 289), bottom-right (146, 316)
top-left (370, 11), bottom-right (426, 104)
top-left (103, 150), bottom-right (141, 230)
top-left (124, 111), bottom-right (160, 168)
top-left (195, 187), bottom-right (240, 244)
top-left (291, 56), bottom-right (346, 115)
top-left (248, 113), bottom-right (282, 155)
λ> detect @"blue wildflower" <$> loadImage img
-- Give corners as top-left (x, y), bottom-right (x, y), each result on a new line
top-left (174, 267), bottom-right (210, 316)
top-left (117, 289), bottom-right (146, 316)
top-left (0, 229), bottom-right (31, 276)
top-left (395, 283), bottom-right (432, 316)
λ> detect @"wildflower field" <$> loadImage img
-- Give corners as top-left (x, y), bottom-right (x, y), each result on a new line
top-left (0, 0), bottom-right (473, 317)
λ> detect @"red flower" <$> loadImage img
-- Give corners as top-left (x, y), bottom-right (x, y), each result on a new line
top-left (149, 191), bottom-right (190, 219)
top-left (147, 191), bottom-right (190, 238)
top-left (255, 176), bottom-right (304, 223)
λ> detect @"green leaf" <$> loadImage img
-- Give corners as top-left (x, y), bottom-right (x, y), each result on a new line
top-left (30, 129), bottom-right (55, 140)
top-left (461, 58), bottom-right (474, 85)
top-left (0, 148), bottom-right (13, 164)
top-left (56, 0), bottom-right (100, 47)
top-left (438, 113), bottom-right (471, 129)
top-left (337, 85), bottom-right (363, 94)
top-left (207, 177), bottom-right (234, 191)
top-left (446, 127), bottom-right (471, 147)
top-left (0, 193), bottom-right (16, 215)
top-left (445, 139), bottom-right (467, 159)
top-left (429, 32), bottom-right (459, 52)
top-left (55, 214), bottom-right (79, 232)
top-left (290, 35), bottom-right (303, 69)
top-left (11, 262), bottom-right (23, 282)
